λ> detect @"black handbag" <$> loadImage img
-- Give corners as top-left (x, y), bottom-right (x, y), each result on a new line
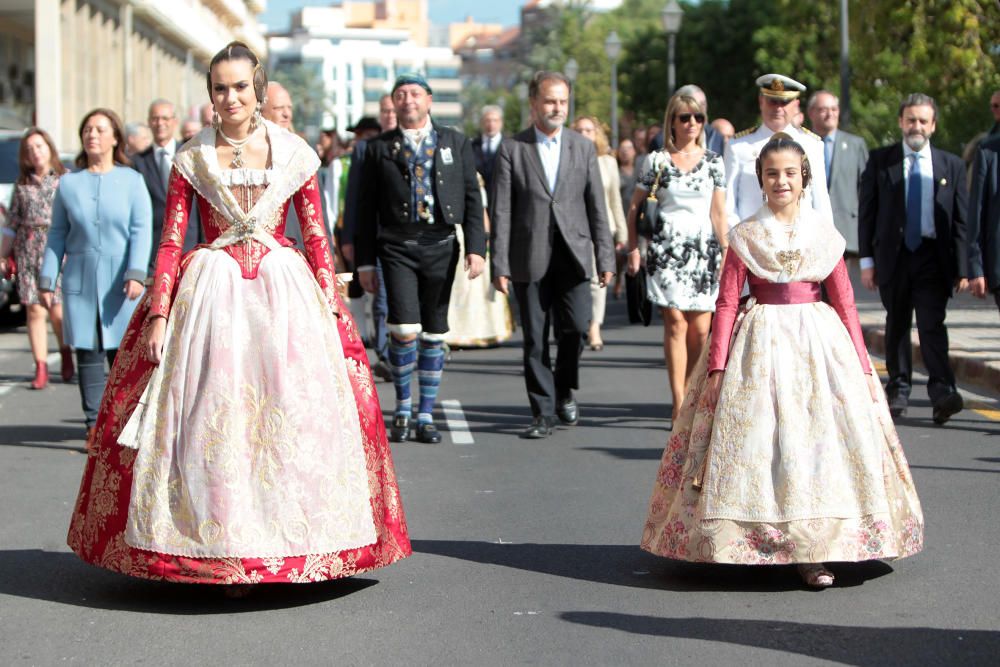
top-left (625, 266), bottom-right (652, 326)
top-left (635, 167), bottom-right (663, 238)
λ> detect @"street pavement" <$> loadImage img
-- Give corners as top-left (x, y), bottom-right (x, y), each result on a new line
top-left (1, 294), bottom-right (999, 666)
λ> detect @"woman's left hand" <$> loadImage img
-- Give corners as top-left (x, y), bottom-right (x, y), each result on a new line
top-left (123, 279), bottom-right (144, 300)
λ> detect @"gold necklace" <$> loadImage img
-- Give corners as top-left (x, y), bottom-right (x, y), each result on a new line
top-left (218, 126), bottom-right (253, 169)
top-left (775, 216), bottom-right (802, 278)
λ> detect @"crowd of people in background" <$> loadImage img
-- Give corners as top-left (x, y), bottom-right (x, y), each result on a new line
top-left (0, 33), bottom-right (997, 592)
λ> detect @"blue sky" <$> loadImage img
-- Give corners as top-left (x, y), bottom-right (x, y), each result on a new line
top-left (260, 1), bottom-right (521, 32)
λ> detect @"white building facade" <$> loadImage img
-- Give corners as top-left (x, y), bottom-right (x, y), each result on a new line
top-left (0, 0), bottom-right (267, 149)
top-left (268, 6), bottom-right (462, 136)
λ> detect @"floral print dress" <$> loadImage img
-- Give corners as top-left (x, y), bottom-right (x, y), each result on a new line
top-left (638, 150), bottom-right (725, 311)
top-left (8, 173), bottom-right (61, 305)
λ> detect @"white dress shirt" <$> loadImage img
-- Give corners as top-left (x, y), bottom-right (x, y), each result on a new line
top-left (903, 141), bottom-right (935, 238)
top-left (156, 140), bottom-right (176, 191)
top-left (482, 133), bottom-right (501, 155)
top-left (534, 126), bottom-right (562, 193)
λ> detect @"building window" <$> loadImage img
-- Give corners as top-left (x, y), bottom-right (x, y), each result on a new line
top-left (434, 91), bottom-right (460, 103)
top-left (364, 89), bottom-right (384, 102)
top-left (364, 64), bottom-right (387, 79)
top-left (427, 65), bottom-right (459, 78)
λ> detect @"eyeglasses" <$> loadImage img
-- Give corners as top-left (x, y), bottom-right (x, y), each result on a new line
top-left (677, 113), bottom-right (706, 124)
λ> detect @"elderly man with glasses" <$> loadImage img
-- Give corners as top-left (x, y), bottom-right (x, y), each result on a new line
top-left (723, 74), bottom-right (833, 228)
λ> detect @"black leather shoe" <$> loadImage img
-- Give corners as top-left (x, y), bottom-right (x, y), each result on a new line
top-left (389, 414), bottom-right (411, 442)
top-left (415, 422), bottom-right (442, 444)
top-left (932, 391), bottom-right (963, 425)
top-left (556, 395), bottom-right (579, 425)
top-left (887, 394), bottom-right (908, 419)
top-left (521, 416), bottom-right (554, 439)
top-left (373, 360), bottom-right (393, 382)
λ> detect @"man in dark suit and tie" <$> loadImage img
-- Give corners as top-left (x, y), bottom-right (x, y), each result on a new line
top-left (490, 71), bottom-right (616, 439)
top-left (968, 133), bottom-right (1000, 312)
top-left (807, 90), bottom-right (868, 255)
top-left (132, 99), bottom-right (202, 272)
top-left (471, 105), bottom-right (504, 194)
top-left (859, 93), bottom-right (969, 424)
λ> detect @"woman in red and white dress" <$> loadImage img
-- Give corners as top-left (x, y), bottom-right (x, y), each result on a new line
top-left (67, 42), bottom-right (411, 585)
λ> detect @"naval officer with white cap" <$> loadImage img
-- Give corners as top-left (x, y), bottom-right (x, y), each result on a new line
top-left (723, 74), bottom-right (833, 227)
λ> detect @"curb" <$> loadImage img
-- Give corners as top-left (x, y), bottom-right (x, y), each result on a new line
top-left (862, 325), bottom-right (1000, 395)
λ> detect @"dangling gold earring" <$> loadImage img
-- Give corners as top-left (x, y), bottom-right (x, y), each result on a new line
top-left (249, 102), bottom-right (263, 132)
top-left (212, 111), bottom-right (221, 130)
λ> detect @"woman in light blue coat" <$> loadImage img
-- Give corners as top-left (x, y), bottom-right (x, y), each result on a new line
top-left (40, 108), bottom-right (152, 437)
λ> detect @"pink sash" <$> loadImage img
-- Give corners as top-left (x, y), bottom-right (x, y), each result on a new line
top-left (750, 281), bottom-right (822, 305)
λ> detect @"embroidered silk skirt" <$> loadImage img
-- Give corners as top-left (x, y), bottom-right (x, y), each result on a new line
top-left (67, 247), bottom-right (411, 583)
top-left (641, 301), bottom-right (924, 564)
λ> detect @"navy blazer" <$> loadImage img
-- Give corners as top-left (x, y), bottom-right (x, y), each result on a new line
top-left (471, 135), bottom-right (501, 195)
top-left (132, 141), bottom-right (202, 271)
top-left (859, 143), bottom-right (968, 285)
top-left (969, 134), bottom-right (1000, 290)
top-left (355, 122), bottom-right (486, 268)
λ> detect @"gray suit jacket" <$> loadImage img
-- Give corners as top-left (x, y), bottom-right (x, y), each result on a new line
top-left (969, 134), bottom-right (1000, 290)
top-left (826, 129), bottom-right (868, 253)
top-left (490, 127), bottom-right (615, 283)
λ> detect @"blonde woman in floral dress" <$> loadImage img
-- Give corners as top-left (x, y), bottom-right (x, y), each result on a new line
top-left (640, 134), bottom-right (923, 588)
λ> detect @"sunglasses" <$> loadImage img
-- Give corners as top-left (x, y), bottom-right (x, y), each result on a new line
top-left (677, 112), bottom-right (706, 124)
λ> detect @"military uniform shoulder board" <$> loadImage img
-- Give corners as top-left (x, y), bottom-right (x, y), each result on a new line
top-left (798, 126), bottom-right (820, 140)
top-left (734, 125), bottom-right (759, 139)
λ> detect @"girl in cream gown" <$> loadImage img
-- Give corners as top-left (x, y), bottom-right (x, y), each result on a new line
top-left (640, 134), bottom-right (922, 588)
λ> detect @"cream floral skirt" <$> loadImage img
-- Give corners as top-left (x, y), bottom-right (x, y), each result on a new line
top-left (641, 302), bottom-right (924, 564)
top-left (120, 247), bottom-right (377, 558)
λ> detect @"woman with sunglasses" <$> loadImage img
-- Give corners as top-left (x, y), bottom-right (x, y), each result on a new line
top-left (626, 92), bottom-right (728, 422)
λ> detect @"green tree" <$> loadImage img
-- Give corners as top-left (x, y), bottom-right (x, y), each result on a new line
top-left (753, 0), bottom-right (1000, 153)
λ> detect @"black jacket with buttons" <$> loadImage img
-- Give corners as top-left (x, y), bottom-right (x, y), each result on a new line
top-left (356, 121), bottom-right (486, 268)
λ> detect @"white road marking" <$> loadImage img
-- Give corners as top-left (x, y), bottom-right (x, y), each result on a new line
top-left (442, 398), bottom-right (474, 444)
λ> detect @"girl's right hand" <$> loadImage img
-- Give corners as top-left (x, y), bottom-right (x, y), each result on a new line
top-left (703, 371), bottom-right (723, 411)
top-left (147, 316), bottom-right (167, 364)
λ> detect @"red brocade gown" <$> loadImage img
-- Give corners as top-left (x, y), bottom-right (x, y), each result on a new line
top-left (67, 123), bottom-right (411, 583)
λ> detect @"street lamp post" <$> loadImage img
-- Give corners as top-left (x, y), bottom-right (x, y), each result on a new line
top-left (839, 0), bottom-right (851, 128)
top-left (565, 58), bottom-right (579, 122)
top-left (661, 0), bottom-right (684, 97)
top-left (516, 82), bottom-right (529, 129)
top-left (604, 31), bottom-right (622, 148)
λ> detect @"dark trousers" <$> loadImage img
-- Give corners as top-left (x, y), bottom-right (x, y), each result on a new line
top-left (879, 240), bottom-right (955, 402)
top-left (76, 321), bottom-right (117, 428)
top-left (513, 233), bottom-right (591, 418)
top-left (373, 259), bottom-right (389, 360)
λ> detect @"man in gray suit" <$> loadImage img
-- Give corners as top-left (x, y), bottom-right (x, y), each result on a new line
top-left (969, 133), bottom-right (1000, 312)
top-left (807, 90), bottom-right (868, 254)
top-left (491, 71), bottom-right (616, 439)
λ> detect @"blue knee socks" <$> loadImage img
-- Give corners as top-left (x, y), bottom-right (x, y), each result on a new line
top-left (417, 339), bottom-right (445, 425)
top-left (388, 337), bottom-right (417, 417)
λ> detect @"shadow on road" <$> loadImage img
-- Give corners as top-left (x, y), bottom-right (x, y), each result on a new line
top-left (411, 540), bottom-right (893, 592)
top-left (576, 446), bottom-right (664, 460)
top-left (0, 424), bottom-right (88, 452)
top-left (557, 612), bottom-right (1000, 666)
top-left (0, 549), bottom-right (378, 613)
top-left (441, 402), bottom-right (671, 437)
